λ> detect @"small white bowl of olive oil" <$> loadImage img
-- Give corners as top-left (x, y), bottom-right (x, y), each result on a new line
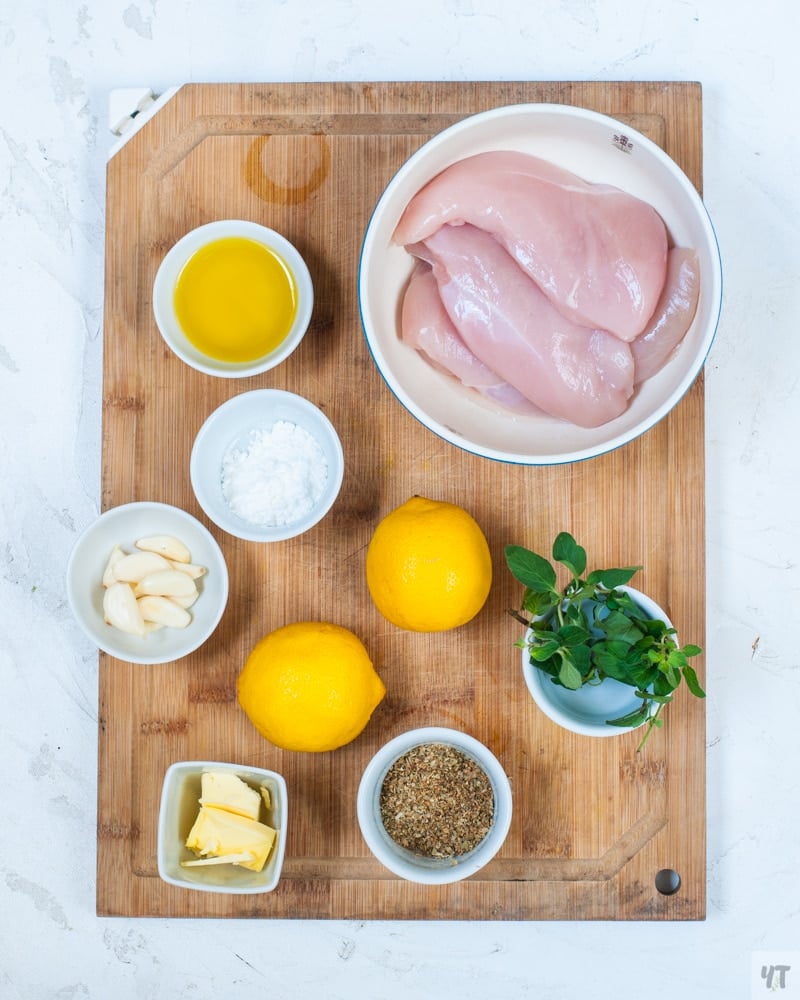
top-left (153, 219), bottom-right (314, 378)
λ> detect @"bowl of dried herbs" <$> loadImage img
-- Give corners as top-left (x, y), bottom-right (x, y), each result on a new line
top-left (356, 726), bottom-right (512, 884)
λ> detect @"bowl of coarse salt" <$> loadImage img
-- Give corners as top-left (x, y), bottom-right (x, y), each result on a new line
top-left (190, 389), bottom-right (344, 542)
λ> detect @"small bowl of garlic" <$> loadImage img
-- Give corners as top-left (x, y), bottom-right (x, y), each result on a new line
top-left (66, 501), bottom-right (229, 664)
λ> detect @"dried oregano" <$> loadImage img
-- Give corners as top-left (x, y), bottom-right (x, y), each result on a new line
top-left (379, 743), bottom-right (494, 858)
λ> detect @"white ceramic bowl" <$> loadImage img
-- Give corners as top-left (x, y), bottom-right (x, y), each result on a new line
top-left (521, 586), bottom-right (672, 736)
top-left (153, 219), bottom-right (314, 378)
top-left (66, 501), bottom-right (229, 665)
top-left (190, 388), bottom-right (345, 543)
top-left (157, 761), bottom-right (288, 894)
top-left (357, 726), bottom-right (512, 884)
top-left (359, 103), bottom-right (723, 465)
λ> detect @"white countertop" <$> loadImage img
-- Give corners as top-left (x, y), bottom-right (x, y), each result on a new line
top-left (2, 1), bottom-right (797, 997)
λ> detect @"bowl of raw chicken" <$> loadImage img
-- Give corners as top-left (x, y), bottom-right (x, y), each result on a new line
top-left (358, 103), bottom-right (722, 464)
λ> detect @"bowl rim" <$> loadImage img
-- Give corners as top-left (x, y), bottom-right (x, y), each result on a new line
top-left (156, 759), bottom-right (288, 894)
top-left (356, 725), bottom-right (512, 884)
top-left (65, 500), bottom-right (229, 665)
top-left (189, 387), bottom-right (345, 543)
top-left (358, 101), bottom-right (723, 466)
top-left (152, 218), bottom-right (314, 379)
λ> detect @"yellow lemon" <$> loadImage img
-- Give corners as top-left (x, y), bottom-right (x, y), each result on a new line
top-left (237, 621), bottom-right (385, 752)
top-left (365, 495), bottom-right (493, 632)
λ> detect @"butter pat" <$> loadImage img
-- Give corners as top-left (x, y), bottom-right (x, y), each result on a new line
top-left (184, 806), bottom-right (277, 872)
top-left (200, 769), bottom-right (261, 820)
top-left (182, 770), bottom-right (278, 872)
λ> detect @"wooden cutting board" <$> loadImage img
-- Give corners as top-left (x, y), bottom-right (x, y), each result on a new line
top-left (98, 81), bottom-right (706, 920)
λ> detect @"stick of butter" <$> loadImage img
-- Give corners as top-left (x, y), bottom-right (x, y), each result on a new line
top-left (199, 769), bottom-right (262, 820)
top-left (182, 770), bottom-right (278, 872)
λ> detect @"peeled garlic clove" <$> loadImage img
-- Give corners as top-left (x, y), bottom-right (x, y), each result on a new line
top-left (133, 570), bottom-right (198, 599)
top-left (137, 594), bottom-right (192, 629)
top-left (170, 590), bottom-right (199, 609)
top-left (103, 582), bottom-right (147, 636)
top-left (102, 545), bottom-right (126, 588)
top-left (136, 535), bottom-right (191, 564)
top-left (112, 550), bottom-right (173, 583)
top-left (168, 560), bottom-right (207, 579)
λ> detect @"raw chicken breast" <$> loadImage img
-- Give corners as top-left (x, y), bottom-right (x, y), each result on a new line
top-left (393, 150), bottom-right (668, 342)
top-left (401, 262), bottom-right (540, 413)
top-left (411, 223), bottom-right (635, 428)
top-left (401, 262), bottom-right (506, 389)
top-left (632, 248), bottom-right (701, 383)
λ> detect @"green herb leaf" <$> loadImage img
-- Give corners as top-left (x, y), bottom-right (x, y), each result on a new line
top-left (505, 545), bottom-right (557, 592)
top-left (557, 658), bottom-right (584, 690)
top-left (635, 690), bottom-right (673, 705)
top-left (664, 664), bottom-right (682, 688)
top-left (529, 640), bottom-right (561, 661)
top-left (552, 532), bottom-right (586, 577)
top-left (521, 589), bottom-right (559, 618)
top-left (682, 665), bottom-right (706, 698)
top-left (569, 644), bottom-right (593, 677)
top-left (586, 566), bottom-right (641, 589)
top-left (606, 704), bottom-right (650, 728)
top-left (667, 649), bottom-right (689, 670)
top-left (535, 656), bottom-right (562, 680)
top-left (592, 648), bottom-right (634, 682)
top-left (557, 624), bottom-right (592, 648)
top-left (598, 610), bottom-right (644, 644)
top-left (652, 672), bottom-right (677, 697)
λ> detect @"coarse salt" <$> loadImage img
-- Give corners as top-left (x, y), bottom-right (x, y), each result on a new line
top-left (221, 421), bottom-right (328, 527)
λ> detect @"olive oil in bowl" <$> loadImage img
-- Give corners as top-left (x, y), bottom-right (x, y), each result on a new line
top-left (153, 220), bottom-right (313, 378)
top-left (174, 236), bottom-right (298, 364)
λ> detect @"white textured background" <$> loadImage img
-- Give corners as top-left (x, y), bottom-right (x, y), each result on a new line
top-left (1, 1), bottom-right (797, 998)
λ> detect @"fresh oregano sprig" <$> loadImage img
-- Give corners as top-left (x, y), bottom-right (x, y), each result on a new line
top-left (505, 531), bottom-right (704, 750)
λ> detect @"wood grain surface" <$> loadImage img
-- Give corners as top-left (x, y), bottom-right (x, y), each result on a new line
top-left (98, 81), bottom-right (706, 920)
